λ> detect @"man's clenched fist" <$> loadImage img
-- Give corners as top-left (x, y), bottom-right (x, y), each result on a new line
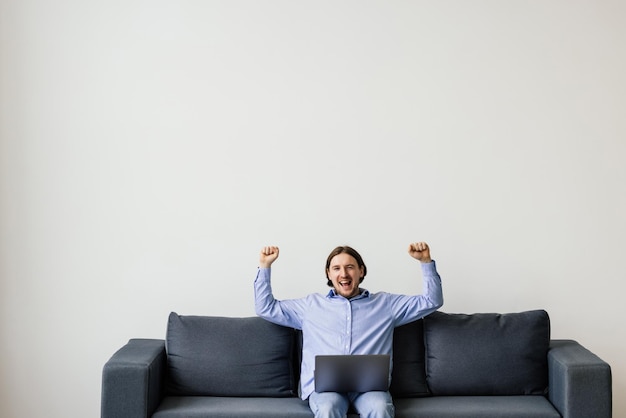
top-left (408, 242), bottom-right (432, 263)
top-left (260, 246), bottom-right (279, 268)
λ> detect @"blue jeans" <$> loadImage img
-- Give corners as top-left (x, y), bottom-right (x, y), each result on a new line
top-left (308, 391), bottom-right (394, 418)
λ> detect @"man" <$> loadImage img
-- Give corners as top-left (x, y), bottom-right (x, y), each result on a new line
top-left (254, 242), bottom-right (443, 418)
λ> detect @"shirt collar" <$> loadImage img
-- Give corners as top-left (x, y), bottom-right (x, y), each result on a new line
top-left (326, 288), bottom-right (370, 300)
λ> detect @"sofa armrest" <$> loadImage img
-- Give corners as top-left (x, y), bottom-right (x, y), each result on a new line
top-left (548, 340), bottom-right (612, 418)
top-left (102, 339), bottom-right (166, 418)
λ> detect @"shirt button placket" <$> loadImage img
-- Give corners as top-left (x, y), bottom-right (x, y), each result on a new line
top-left (345, 303), bottom-right (351, 353)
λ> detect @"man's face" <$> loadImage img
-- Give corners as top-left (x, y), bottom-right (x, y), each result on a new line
top-left (327, 253), bottom-right (364, 299)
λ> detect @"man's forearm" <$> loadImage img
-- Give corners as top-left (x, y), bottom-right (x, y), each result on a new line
top-left (422, 260), bottom-right (443, 308)
top-left (254, 268), bottom-right (274, 317)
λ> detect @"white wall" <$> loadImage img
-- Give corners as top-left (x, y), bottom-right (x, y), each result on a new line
top-left (1, 1), bottom-right (624, 417)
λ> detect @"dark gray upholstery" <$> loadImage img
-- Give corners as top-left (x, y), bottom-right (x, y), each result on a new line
top-left (548, 340), bottom-right (613, 418)
top-left (101, 339), bottom-right (166, 418)
top-left (389, 319), bottom-right (429, 397)
top-left (101, 311), bottom-right (612, 418)
top-left (423, 310), bottom-right (550, 395)
top-left (394, 396), bottom-right (561, 418)
top-left (166, 313), bottom-right (296, 397)
top-left (153, 396), bottom-right (315, 418)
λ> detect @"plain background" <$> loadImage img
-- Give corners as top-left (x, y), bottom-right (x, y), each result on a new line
top-left (1, 1), bottom-right (624, 417)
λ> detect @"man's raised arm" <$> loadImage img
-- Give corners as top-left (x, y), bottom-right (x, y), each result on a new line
top-left (254, 245), bottom-right (304, 329)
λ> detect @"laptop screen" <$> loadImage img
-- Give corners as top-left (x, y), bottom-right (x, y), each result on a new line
top-left (314, 354), bottom-right (390, 393)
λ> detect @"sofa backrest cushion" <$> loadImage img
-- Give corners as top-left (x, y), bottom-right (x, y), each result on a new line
top-left (165, 313), bottom-right (296, 397)
top-left (389, 319), bottom-right (429, 397)
top-left (423, 310), bottom-right (550, 396)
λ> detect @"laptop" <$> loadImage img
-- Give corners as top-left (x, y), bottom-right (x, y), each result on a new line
top-left (314, 354), bottom-right (390, 393)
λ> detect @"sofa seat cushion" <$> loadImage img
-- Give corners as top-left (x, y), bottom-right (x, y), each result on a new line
top-left (394, 396), bottom-right (560, 418)
top-left (165, 313), bottom-right (296, 397)
top-left (153, 396), bottom-right (315, 418)
top-left (423, 310), bottom-right (550, 396)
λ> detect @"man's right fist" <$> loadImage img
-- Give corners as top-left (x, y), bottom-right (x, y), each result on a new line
top-left (259, 246), bottom-right (279, 268)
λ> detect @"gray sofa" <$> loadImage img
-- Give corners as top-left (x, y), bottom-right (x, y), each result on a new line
top-left (101, 310), bottom-right (612, 418)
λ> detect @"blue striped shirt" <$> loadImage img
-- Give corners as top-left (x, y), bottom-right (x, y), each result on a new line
top-left (254, 261), bottom-right (443, 400)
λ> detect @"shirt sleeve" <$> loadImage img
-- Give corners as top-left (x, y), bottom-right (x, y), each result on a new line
top-left (388, 260), bottom-right (444, 327)
top-left (254, 268), bottom-right (306, 329)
